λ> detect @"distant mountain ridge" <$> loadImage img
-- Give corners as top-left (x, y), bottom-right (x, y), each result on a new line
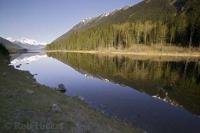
top-left (0, 37), bottom-right (26, 53)
top-left (48, 0), bottom-right (200, 50)
top-left (6, 37), bottom-right (45, 51)
top-left (6, 37), bottom-right (46, 46)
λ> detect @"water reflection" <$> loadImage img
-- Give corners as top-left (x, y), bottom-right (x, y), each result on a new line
top-left (11, 52), bottom-right (200, 133)
top-left (48, 52), bottom-right (200, 116)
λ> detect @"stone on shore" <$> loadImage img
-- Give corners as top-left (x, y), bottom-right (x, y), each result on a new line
top-left (55, 84), bottom-right (67, 93)
top-left (51, 103), bottom-right (62, 113)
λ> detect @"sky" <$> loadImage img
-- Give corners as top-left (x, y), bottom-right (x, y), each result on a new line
top-left (0, 0), bottom-right (142, 44)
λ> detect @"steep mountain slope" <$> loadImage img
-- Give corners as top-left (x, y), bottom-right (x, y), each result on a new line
top-left (0, 37), bottom-right (26, 53)
top-left (47, 0), bottom-right (200, 50)
top-left (58, 0), bottom-right (176, 38)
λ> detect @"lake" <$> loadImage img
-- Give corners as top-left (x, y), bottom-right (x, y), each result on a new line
top-left (10, 52), bottom-right (200, 133)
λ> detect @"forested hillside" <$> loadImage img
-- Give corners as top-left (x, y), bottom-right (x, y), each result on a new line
top-left (47, 0), bottom-right (200, 50)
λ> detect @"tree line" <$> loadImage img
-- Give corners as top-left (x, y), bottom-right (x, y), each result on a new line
top-left (47, 0), bottom-right (200, 50)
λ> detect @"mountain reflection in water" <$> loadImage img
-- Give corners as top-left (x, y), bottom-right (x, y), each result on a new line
top-left (48, 52), bottom-right (200, 116)
top-left (11, 52), bottom-right (200, 133)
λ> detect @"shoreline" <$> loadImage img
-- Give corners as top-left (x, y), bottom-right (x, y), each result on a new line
top-left (0, 53), bottom-right (142, 132)
top-left (47, 50), bottom-right (200, 58)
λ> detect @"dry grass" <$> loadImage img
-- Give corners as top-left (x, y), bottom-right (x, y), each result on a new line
top-left (47, 45), bottom-right (200, 58)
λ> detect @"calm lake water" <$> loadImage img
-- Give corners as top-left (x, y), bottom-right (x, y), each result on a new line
top-left (10, 52), bottom-right (200, 133)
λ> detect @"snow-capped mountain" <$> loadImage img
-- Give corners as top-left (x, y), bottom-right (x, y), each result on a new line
top-left (54, 4), bottom-right (133, 42)
top-left (80, 5), bottom-right (132, 23)
top-left (69, 5), bottom-right (133, 31)
top-left (6, 37), bottom-right (46, 46)
top-left (6, 37), bottom-right (45, 51)
top-left (0, 37), bottom-right (26, 53)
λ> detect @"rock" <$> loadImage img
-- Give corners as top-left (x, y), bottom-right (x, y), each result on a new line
top-left (52, 104), bottom-right (62, 113)
top-left (56, 84), bottom-right (67, 93)
top-left (26, 89), bottom-right (34, 95)
top-left (2, 72), bottom-right (7, 77)
top-left (105, 79), bottom-right (109, 82)
top-left (16, 64), bottom-right (22, 68)
top-left (78, 96), bottom-right (84, 101)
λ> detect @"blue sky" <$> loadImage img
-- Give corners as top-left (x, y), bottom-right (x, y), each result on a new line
top-left (0, 0), bottom-right (141, 43)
